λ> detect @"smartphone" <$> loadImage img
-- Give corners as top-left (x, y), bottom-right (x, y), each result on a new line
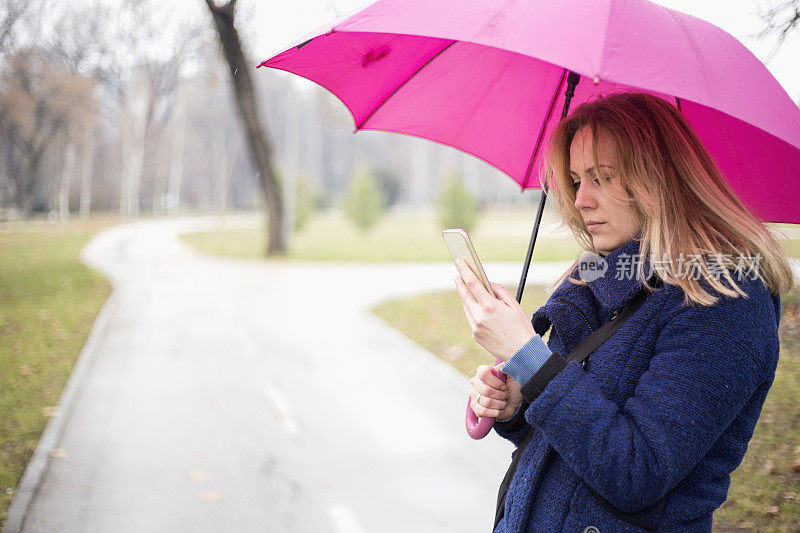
top-left (442, 229), bottom-right (495, 298)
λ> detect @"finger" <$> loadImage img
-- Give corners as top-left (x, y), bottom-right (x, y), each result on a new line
top-left (455, 275), bottom-right (477, 307)
top-left (471, 374), bottom-right (509, 401)
top-left (492, 363), bottom-right (511, 386)
top-left (471, 391), bottom-right (503, 418)
top-left (477, 364), bottom-right (508, 391)
top-left (456, 258), bottom-right (494, 308)
top-left (461, 302), bottom-right (476, 330)
top-left (490, 282), bottom-right (516, 303)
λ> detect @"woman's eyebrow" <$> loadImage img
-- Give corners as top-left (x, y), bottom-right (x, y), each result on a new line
top-left (569, 165), bottom-right (617, 177)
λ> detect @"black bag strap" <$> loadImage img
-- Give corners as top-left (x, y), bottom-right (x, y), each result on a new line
top-left (564, 277), bottom-right (660, 368)
top-left (493, 277), bottom-right (661, 531)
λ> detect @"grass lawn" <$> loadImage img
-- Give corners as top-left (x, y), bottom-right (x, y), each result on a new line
top-left (371, 283), bottom-right (800, 531)
top-left (181, 208), bottom-right (800, 263)
top-left (0, 218), bottom-right (116, 524)
top-left (372, 282), bottom-right (552, 377)
top-left (180, 208), bottom-right (585, 262)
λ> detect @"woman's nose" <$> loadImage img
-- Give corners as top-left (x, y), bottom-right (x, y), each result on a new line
top-left (574, 180), bottom-right (596, 210)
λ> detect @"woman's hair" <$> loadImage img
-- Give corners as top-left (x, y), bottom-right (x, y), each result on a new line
top-left (540, 91), bottom-right (795, 306)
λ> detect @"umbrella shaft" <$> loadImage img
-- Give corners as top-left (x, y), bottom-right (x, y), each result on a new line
top-left (516, 71), bottom-right (581, 304)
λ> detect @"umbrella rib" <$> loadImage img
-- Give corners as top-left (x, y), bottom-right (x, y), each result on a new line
top-left (354, 40), bottom-right (458, 131)
top-left (520, 69), bottom-right (568, 190)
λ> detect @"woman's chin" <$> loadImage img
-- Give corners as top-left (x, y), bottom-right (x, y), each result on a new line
top-left (593, 236), bottom-right (631, 255)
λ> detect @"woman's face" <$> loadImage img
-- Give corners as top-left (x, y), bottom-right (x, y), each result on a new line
top-left (569, 126), bottom-right (641, 256)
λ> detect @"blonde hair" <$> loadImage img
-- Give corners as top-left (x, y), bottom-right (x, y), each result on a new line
top-left (540, 91), bottom-right (795, 307)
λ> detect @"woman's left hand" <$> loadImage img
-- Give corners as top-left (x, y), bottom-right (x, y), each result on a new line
top-left (455, 258), bottom-right (536, 362)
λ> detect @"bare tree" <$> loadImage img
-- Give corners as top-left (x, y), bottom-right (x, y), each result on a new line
top-left (0, 0), bottom-right (43, 211)
top-left (204, 0), bottom-right (285, 255)
top-left (755, 0), bottom-right (800, 61)
top-left (78, 127), bottom-right (97, 219)
top-left (58, 141), bottom-right (77, 219)
top-left (69, 0), bottom-right (205, 216)
top-left (0, 48), bottom-right (96, 215)
top-left (0, 0), bottom-right (38, 56)
top-left (166, 83), bottom-right (187, 215)
top-left (47, 0), bottom-right (114, 218)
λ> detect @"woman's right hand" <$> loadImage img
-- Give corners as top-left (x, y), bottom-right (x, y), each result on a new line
top-left (470, 364), bottom-right (523, 420)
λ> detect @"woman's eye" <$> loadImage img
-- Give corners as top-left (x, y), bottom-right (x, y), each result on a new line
top-left (571, 181), bottom-right (580, 190)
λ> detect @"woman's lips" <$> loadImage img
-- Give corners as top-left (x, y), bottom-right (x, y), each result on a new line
top-left (586, 222), bottom-right (605, 231)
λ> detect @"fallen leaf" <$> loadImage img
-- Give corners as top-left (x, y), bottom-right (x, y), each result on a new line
top-left (189, 470), bottom-right (211, 482)
top-left (49, 449), bottom-right (68, 458)
top-left (766, 505), bottom-right (780, 516)
top-left (42, 406), bottom-right (58, 417)
top-left (199, 490), bottom-right (224, 502)
top-left (443, 345), bottom-right (467, 361)
top-left (763, 460), bottom-right (775, 475)
top-left (791, 458), bottom-right (800, 472)
top-left (19, 366), bottom-right (31, 376)
top-left (782, 492), bottom-right (798, 500)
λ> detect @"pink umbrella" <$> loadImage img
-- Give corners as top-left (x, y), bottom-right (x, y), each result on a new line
top-left (258, 0), bottom-right (800, 437)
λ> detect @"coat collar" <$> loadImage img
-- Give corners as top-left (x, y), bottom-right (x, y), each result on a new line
top-left (531, 238), bottom-right (654, 351)
top-left (583, 238), bottom-right (653, 311)
top-left (550, 238), bottom-right (652, 310)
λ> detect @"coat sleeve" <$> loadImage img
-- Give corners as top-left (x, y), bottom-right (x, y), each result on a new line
top-left (492, 400), bottom-right (531, 447)
top-left (521, 283), bottom-right (780, 513)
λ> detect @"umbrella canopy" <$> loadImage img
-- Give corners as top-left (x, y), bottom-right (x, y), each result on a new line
top-left (260, 0), bottom-right (800, 224)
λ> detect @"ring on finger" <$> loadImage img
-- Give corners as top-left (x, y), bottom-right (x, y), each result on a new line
top-left (477, 392), bottom-right (483, 405)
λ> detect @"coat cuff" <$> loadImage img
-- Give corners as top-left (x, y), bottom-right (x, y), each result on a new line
top-left (501, 334), bottom-right (553, 386)
top-left (519, 351), bottom-right (568, 404)
top-left (494, 400), bottom-right (530, 433)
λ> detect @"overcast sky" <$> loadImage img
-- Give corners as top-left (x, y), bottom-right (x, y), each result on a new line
top-left (227, 0), bottom-right (800, 103)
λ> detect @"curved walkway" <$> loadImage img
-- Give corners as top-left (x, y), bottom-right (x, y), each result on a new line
top-left (8, 216), bottom-right (574, 533)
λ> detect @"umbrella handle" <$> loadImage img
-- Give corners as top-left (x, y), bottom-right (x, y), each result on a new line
top-left (465, 359), bottom-right (508, 439)
top-left (465, 70), bottom-right (580, 440)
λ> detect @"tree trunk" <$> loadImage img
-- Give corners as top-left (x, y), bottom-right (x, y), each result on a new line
top-left (59, 141), bottom-right (76, 220)
top-left (283, 98), bottom-right (298, 247)
top-left (129, 102), bottom-right (146, 217)
top-left (167, 92), bottom-right (186, 215)
top-left (204, 0), bottom-right (285, 255)
top-left (120, 87), bottom-right (147, 217)
top-left (21, 158), bottom-right (40, 217)
top-left (79, 135), bottom-right (95, 219)
top-left (212, 122), bottom-right (229, 213)
top-left (21, 150), bottom-right (44, 217)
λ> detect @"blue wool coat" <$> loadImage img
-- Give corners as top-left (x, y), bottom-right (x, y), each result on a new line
top-left (492, 238), bottom-right (782, 532)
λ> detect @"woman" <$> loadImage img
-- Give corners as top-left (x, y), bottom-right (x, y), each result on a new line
top-left (455, 92), bottom-right (795, 532)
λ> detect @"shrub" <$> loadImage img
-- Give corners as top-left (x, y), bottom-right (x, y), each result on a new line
top-left (374, 167), bottom-right (402, 208)
top-left (294, 174), bottom-right (319, 232)
top-left (438, 169), bottom-right (479, 232)
top-left (342, 164), bottom-right (386, 233)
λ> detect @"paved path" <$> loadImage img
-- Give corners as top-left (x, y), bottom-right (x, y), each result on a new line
top-left (14, 216), bottom-right (574, 533)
